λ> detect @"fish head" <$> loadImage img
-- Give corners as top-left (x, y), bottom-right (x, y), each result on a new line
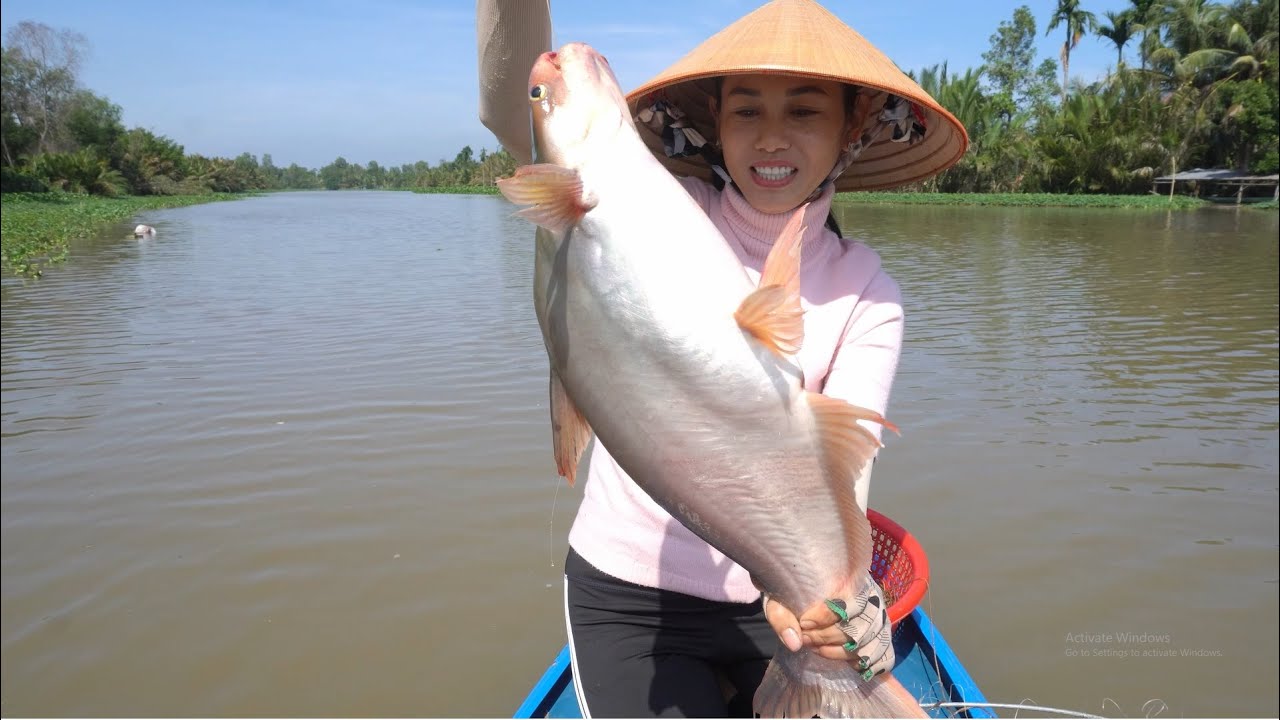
top-left (528, 42), bottom-right (631, 168)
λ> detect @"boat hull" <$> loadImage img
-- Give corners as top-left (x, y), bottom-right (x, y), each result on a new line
top-left (514, 606), bottom-right (994, 718)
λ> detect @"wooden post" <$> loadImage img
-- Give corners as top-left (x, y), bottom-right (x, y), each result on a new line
top-left (1237, 182), bottom-right (1244, 206)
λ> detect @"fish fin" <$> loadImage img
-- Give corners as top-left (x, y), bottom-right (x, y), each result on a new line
top-left (734, 285), bottom-right (804, 356)
top-left (734, 206), bottom-right (806, 357)
top-left (754, 650), bottom-right (928, 718)
top-left (495, 164), bottom-right (596, 234)
top-left (806, 392), bottom-right (900, 574)
top-left (550, 369), bottom-right (592, 487)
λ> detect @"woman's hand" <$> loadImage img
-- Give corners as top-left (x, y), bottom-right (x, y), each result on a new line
top-left (763, 580), bottom-right (895, 678)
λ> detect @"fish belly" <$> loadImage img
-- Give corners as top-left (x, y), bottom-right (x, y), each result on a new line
top-left (536, 182), bottom-right (850, 612)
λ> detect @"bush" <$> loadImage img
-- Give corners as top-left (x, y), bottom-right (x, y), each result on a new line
top-left (1, 166), bottom-right (50, 193)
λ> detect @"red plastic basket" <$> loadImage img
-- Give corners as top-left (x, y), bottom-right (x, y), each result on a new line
top-left (867, 509), bottom-right (929, 626)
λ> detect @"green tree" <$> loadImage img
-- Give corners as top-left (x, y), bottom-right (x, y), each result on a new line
top-left (113, 127), bottom-right (186, 194)
top-left (1046, 0), bottom-right (1099, 103)
top-left (320, 156), bottom-right (353, 190)
top-left (32, 147), bottom-right (126, 195)
top-left (1128, 0), bottom-right (1161, 70)
top-left (473, 147), bottom-right (518, 186)
top-left (1220, 0), bottom-right (1279, 82)
top-left (1, 47), bottom-right (40, 165)
top-left (1, 21), bottom-right (87, 161)
top-left (1097, 10), bottom-right (1139, 67)
top-left (1151, 0), bottom-right (1228, 58)
top-left (281, 162), bottom-right (320, 189)
top-left (981, 6), bottom-right (1039, 118)
top-left (63, 89), bottom-right (124, 153)
top-left (1211, 78), bottom-right (1278, 172)
top-left (260, 152), bottom-right (283, 188)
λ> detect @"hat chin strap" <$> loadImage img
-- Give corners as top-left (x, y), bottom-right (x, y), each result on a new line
top-left (817, 94), bottom-right (930, 197)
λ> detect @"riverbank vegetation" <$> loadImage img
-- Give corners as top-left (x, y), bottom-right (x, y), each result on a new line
top-left (5, 1), bottom-right (1273, 201)
top-left (3, 1), bottom-right (1275, 273)
top-left (405, 184), bottom-right (1268, 209)
top-left (1, 192), bottom-right (241, 275)
top-left (916, 0), bottom-right (1277, 199)
top-left (833, 192), bottom-right (1213, 208)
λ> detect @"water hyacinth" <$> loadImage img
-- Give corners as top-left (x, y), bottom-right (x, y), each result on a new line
top-left (1, 192), bottom-right (241, 276)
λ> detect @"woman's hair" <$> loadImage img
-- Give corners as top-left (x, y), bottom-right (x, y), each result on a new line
top-left (710, 78), bottom-right (858, 237)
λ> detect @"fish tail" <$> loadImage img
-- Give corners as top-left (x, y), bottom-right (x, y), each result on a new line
top-left (754, 650), bottom-right (928, 718)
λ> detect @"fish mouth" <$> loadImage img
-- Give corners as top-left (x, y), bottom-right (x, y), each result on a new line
top-left (750, 163), bottom-right (798, 188)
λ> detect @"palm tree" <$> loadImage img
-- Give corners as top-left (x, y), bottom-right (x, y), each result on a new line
top-left (1141, 42), bottom-right (1234, 196)
top-left (1149, 0), bottom-right (1228, 57)
top-left (1046, 0), bottom-right (1099, 104)
top-left (1097, 10), bottom-right (1138, 68)
top-left (1128, 0), bottom-right (1160, 70)
top-left (1221, 0), bottom-right (1279, 82)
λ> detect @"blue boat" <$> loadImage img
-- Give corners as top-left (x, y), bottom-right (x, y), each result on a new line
top-left (515, 510), bottom-right (994, 718)
top-left (515, 606), bottom-right (993, 718)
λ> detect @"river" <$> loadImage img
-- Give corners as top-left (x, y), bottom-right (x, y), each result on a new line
top-left (2, 190), bottom-right (1276, 717)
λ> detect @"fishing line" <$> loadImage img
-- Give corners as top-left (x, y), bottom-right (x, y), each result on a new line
top-left (910, 575), bottom-right (1128, 719)
top-left (547, 473), bottom-right (562, 570)
top-left (912, 580), bottom-right (1100, 719)
top-left (918, 575), bottom-right (954, 715)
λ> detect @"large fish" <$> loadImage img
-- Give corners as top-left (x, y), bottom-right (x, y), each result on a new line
top-left (497, 42), bottom-right (926, 718)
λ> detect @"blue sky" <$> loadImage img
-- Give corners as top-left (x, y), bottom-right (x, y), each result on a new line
top-left (3, 0), bottom-right (1134, 170)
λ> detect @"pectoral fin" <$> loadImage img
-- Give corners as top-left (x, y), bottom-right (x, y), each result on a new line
top-left (734, 207), bottom-right (807, 356)
top-left (496, 164), bottom-right (597, 234)
top-left (549, 369), bottom-right (592, 486)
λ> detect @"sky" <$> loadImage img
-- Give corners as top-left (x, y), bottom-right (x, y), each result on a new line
top-left (3, 0), bottom-right (1136, 170)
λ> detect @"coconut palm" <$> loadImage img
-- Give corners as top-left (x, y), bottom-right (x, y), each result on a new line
top-left (1046, 0), bottom-right (1099, 103)
top-left (1128, 0), bottom-right (1160, 70)
top-left (1221, 0), bottom-right (1279, 81)
top-left (1142, 40), bottom-right (1234, 195)
top-left (1150, 0), bottom-right (1228, 57)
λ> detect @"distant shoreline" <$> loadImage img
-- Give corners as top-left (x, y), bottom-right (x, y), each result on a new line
top-left (412, 185), bottom-right (1277, 211)
top-left (6, 188), bottom-right (1272, 277)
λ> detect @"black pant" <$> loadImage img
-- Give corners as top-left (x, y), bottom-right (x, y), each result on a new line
top-left (564, 547), bottom-right (780, 718)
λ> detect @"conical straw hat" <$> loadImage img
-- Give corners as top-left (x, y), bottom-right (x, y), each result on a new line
top-left (625, 0), bottom-right (968, 192)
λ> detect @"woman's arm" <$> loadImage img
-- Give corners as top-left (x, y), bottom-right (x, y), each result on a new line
top-left (820, 270), bottom-right (904, 511)
top-left (765, 270), bottom-right (904, 671)
top-left (477, 0), bottom-right (552, 166)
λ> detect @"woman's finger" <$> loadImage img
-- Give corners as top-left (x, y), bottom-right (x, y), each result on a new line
top-left (764, 597), bottom-right (803, 652)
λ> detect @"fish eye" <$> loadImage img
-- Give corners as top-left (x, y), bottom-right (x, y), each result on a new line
top-left (530, 84), bottom-right (548, 101)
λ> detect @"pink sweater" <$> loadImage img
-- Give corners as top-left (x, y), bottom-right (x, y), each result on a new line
top-left (474, 0), bottom-right (903, 604)
top-left (566, 177), bottom-right (904, 603)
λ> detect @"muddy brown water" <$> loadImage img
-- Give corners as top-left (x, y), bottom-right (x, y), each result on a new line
top-left (2, 191), bottom-right (1276, 717)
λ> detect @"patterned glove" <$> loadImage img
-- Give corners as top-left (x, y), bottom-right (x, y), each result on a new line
top-left (825, 574), bottom-right (895, 680)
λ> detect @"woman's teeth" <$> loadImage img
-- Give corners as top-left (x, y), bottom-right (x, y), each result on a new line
top-left (753, 166), bottom-right (794, 181)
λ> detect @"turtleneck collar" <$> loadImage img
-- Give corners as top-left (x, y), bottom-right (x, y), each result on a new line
top-left (718, 183), bottom-right (838, 268)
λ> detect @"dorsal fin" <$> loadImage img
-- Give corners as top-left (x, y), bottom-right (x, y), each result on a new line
top-left (734, 207), bottom-right (806, 357)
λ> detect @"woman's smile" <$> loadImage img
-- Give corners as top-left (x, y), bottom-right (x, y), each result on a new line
top-left (750, 162), bottom-right (798, 187)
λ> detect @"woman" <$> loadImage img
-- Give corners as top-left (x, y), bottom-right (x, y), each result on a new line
top-left (477, 1), bottom-right (967, 716)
